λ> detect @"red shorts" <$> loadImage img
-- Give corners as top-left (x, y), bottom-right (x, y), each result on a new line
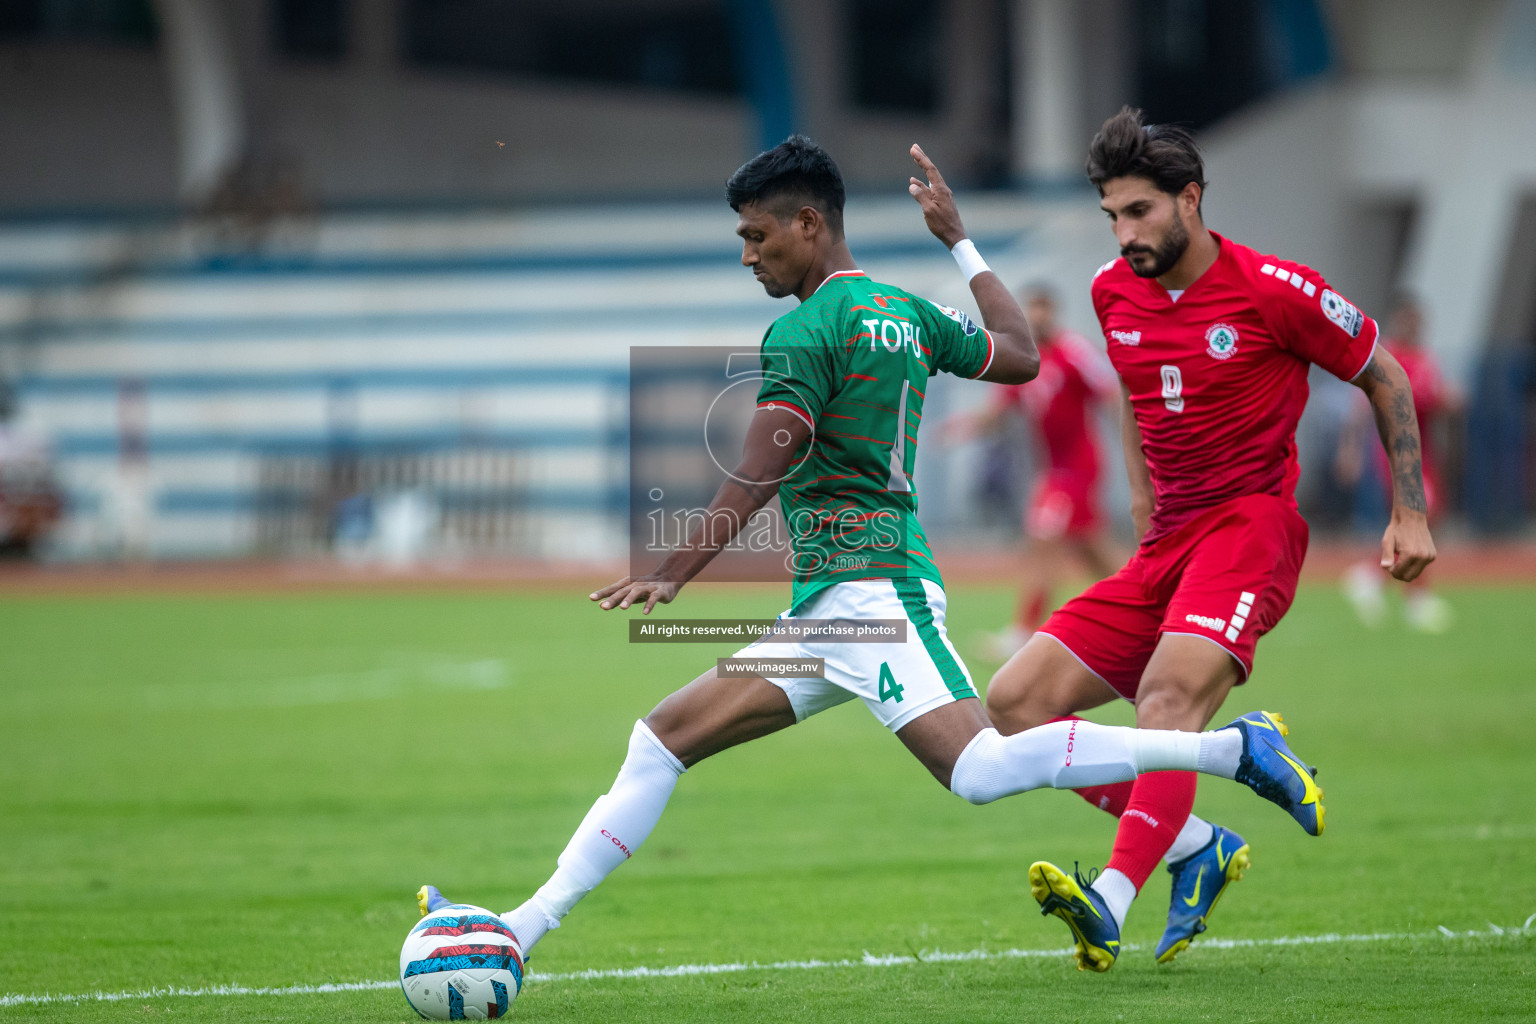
top-left (1025, 470), bottom-right (1101, 540)
top-left (1038, 493), bottom-right (1308, 700)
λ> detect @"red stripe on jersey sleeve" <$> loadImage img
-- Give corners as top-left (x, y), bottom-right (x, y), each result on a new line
top-left (970, 329), bottom-right (996, 379)
top-left (757, 401), bottom-right (814, 431)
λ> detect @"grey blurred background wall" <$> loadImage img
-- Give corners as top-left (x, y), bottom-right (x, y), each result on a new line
top-left (1, 0), bottom-right (1533, 560)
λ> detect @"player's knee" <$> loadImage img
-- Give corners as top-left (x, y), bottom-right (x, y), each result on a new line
top-left (639, 706), bottom-right (696, 766)
top-left (986, 667), bottom-right (1064, 734)
top-left (1132, 682), bottom-right (1207, 731)
top-left (949, 728), bottom-right (1009, 805)
top-left (984, 667), bottom-right (1035, 731)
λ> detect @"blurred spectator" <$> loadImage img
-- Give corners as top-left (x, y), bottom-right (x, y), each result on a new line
top-left (0, 384), bottom-right (64, 560)
top-left (1338, 295), bottom-right (1462, 631)
top-left (944, 284), bottom-right (1124, 657)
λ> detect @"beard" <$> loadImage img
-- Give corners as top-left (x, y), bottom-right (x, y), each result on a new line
top-left (1122, 214), bottom-right (1190, 279)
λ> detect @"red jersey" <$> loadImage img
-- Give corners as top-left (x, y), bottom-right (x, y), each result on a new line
top-left (992, 329), bottom-right (1116, 481)
top-left (1092, 233), bottom-right (1379, 546)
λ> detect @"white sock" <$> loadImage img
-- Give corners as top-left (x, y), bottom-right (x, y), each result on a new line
top-left (500, 897), bottom-right (558, 953)
top-left (1163, 815), bottom-right (1216, 864)
top-left (502, 720), bottom-right (684, 953)
top-left (1196, 728), bottom-right (1244, 779)
top-left (1090, 868), bottom-right (1137, 930)
top-left (949, 722), bottom-right (1203, 804)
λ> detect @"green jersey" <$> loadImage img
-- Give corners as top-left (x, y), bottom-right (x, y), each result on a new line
top-left (755, 269), bottom-right (995, 610)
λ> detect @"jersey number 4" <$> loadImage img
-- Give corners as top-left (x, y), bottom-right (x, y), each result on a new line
top-left (878, 662), bottom-right (904, 703)
top-left (1161, 365), bottom-right (1185, 413)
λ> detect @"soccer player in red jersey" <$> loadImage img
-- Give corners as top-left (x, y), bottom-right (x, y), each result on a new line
top-left (947, 284), bottom-right (1122, 653)
top-left (1340, 295), bottom-right (1460, 631)
top-left (985, 108), bottom-right (1436, 971)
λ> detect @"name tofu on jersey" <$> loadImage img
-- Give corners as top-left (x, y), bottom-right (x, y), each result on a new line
top-left (755, 270), bottom-right (995, 608)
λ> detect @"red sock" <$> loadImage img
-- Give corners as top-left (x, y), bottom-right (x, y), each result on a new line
top-left (1105, 771), bottom-right (1197, 890)
top-left (1046, 717), bottom-right (1134, 816)
top-left (1074, 780), bottom-right (1134, 816)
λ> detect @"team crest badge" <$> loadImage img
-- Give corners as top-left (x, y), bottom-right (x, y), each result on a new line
top-left (1204, 322), bottom-right (1239, 360)
top-left (1320, 289), bottom-right (1364, 337)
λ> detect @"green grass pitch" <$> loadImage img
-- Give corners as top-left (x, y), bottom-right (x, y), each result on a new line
top-left (2, 580), bottom-right (1534, 1022)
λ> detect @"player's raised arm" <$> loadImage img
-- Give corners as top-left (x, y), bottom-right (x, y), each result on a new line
top-left (591, 405), bottom-right (812, 614)
top-left (907, 144), bottom-right (1038, 384)
top-left (1351, 348), bottom-right (1437, 581)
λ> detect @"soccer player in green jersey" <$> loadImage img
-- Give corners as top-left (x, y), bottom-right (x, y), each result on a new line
top-left (418, 138), bottom-right (1326, 962)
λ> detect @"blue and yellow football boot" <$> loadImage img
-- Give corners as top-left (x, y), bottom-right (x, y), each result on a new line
top-left (1154, 824), bottom-right (1251, 964)
top-left (417, 884), bottom-right (454, 916)
top-left (1228, 710), bottom-right (1325, 836)
top-left (1028, 861), bottom-right (1121, 972)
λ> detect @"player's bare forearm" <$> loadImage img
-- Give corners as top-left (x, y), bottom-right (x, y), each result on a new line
top-left (650, 473), bottom-right (777, 584)
top-left (1119, 386), bottom-right (1154, 541)
top-left (1352, 350), bottom-right (1437, 580)
top-left (592, 408), bottom-right (811, 613)
top-left (906, 143), bottom-right (1037, 384)
top-left (968, 271), bottom-right (1038, 383)
top-left (1355, 351), bottom-right (1427, 514)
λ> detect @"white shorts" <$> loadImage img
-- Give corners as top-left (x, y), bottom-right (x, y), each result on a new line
top-left (732, 577), bottom-right (977, 733)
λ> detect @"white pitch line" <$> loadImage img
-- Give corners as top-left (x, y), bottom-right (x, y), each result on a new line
top-left (2, 923), bottom-right (1528, 1008)
top-left (0, 979), bottom-right (401, 1008)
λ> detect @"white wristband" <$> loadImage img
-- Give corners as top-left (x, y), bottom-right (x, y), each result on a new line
top-left (950, 238), bottom-right (990, 282)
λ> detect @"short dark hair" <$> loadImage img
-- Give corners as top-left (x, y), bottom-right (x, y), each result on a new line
top-left (725, 134), bottom-right (846, 238)
top-left (1086, 106), bottom-right (1207, 208)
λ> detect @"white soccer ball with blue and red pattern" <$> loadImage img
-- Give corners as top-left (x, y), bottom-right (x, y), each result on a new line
top-left (400, 903), bottom-right (524, 1020)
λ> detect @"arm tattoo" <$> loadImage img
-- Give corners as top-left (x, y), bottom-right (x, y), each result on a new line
top-left (1362, 356), bottom-right (1428, 514)
top-left (1362, 358), bottom-right (1392, 386)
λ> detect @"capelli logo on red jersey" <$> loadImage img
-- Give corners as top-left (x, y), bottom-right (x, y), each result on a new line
top-left (1184, 612), bottom-right (1227, 632)
top-left (1110, 329), bottom-right (1141, 346)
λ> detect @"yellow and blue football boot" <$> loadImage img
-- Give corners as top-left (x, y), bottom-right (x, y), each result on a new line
top-left (1228, 710), bottom-right (1325, 836)
top-left (417, 884), bottom-right (454, 916)
top-left (1154, 824), bottom-right (1251, 964)
top-left (1028, 861), bottom-right (1121, 972)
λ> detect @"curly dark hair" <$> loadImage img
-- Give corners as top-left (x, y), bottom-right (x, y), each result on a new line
top-left (1086, 106), bottom-right (1207, 209)
top-left (725, 134), bottom-right (846, 239)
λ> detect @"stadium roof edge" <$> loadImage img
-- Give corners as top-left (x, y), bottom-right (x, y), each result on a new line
top-left (0, 183), bottom-right (1090, 229)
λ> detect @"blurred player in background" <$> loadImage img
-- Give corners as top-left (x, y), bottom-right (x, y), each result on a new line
top-left (1339, 295), bottom-right (1460, 632)
top-left (0, 383), bottom-right (62, 560)
top-left (945, 283), bottom-right (1122, 657)
top-left (985, 107), bottom-right (1434, 971)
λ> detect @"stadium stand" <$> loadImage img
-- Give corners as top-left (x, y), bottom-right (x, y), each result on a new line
top-left (0, 197), bottom-right (1082, 561)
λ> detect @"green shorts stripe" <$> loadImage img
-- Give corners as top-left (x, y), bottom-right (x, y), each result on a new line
top-left (892, 578), bottom-right (976, 700)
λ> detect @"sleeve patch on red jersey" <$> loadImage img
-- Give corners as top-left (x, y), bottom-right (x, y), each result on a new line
top-left (1319, 289), bottom-right (1365, 337)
